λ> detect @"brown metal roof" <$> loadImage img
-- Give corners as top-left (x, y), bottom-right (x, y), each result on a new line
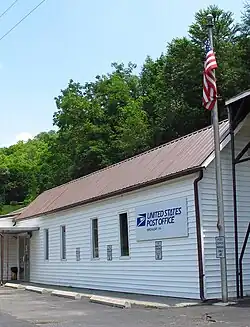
top-left (17, 120), bottom-right (229, 220)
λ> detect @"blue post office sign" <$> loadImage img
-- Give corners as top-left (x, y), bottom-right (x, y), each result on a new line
top-left (135, 197), bottom-right (188, 241)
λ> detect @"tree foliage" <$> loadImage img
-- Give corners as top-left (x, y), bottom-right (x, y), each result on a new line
top-left (1, 5), bottom-right (250, 213)
top-left (53, 63), bottom-right (150, 180)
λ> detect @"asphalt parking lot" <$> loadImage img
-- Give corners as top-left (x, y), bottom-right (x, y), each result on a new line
top-left (0, 287), bottom-right (250, 327)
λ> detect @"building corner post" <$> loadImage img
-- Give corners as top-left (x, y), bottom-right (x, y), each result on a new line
top-left (227, 105), bottom-right (240, 298)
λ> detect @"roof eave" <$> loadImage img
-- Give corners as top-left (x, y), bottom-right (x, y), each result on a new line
top-left (0, 213), bottom-right (20, 219)
top-left (225, 89), bottom-right (250, 106)
top-left (16, 166), bottom-right (203, 222)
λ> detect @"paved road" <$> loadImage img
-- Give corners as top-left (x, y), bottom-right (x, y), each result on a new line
top-left (0, 287), bottom-right (250, 326)
top-left (0, 312), bottom-right (36, 327)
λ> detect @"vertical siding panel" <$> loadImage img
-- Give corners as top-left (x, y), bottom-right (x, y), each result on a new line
top-left (24, 176), bottom-right (200, 299)
top-left (201, 125), bottom-right (250, 299)
top-left (7, 236), bottom-right (18, 280)
top-left (0, 235), bottom-right (17, 281)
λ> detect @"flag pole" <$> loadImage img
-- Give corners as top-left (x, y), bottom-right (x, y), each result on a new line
top-left (207, 14), bottom-right (228, 303)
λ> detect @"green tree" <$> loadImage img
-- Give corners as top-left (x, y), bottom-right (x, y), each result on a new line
top-left (238, 2), bottom-right (250, 90)
top-left (0, 165), bottom-right (10, 210)
top-left (53, 63), bottom-right (150, 179)
top-left (162, 5), bottom-right (247, 129)
top-left (241, 1), bottom-right (250, 35)
top-left (140, 5), bottom-right (249, 147)
top-left (188, 5), bottom-right (246, 104)
top-left (0, 132), bottom-right (57, 205)
top-left (189, 5), bottom-right (240, 45)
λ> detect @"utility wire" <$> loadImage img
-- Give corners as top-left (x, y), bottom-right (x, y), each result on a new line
top-left (0, 0), bottom-right (19, 20)
top-left (0, 0), bottom-right (47, 42)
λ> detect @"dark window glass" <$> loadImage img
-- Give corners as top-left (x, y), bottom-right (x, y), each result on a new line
top-left (119, 213), bottom-right (129, 256)
top-left (61, 225), bottom-right (66, 260)
top-left (44, 229), bottom-right (49, 260)
top-left (92, 219), bottom-right (99, 258)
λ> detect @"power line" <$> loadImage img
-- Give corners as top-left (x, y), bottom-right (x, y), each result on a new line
top-left (0, 0), bottom-right (19, 20)
top-left (0, 0), bottom-right (47, 42)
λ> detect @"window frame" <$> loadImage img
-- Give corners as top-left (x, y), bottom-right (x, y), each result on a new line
top-left (60, 225), bottom-right (66, 260)
top-left (119, 212), bottom-right (130, 258)
top-left (91, 218), bottom-right (99, 259)
top-left (44, 228), bottom-right (49, 261)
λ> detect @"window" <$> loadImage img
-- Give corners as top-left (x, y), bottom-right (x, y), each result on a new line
top-left (119, 213), bottom-right (129, 256)
top-left (44, 229), bottom-right (49, 260)
top-left (92, 218), bottom-right (99, 258)
top-left (60, 225), bottom-right (66, 260)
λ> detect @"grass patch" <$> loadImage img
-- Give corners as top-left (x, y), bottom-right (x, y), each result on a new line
top-left (0, 204), bottom-right (24, 215)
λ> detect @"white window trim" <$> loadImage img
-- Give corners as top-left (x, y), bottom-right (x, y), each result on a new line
top-left (90, 218), bottom-right (99, 260)
top-left (60, 225), bottom-right (67, 261)
top-left (118, 211), bottom-right (131, 259)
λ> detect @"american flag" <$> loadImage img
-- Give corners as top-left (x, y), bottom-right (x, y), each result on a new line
top-left (202, 39), bottom-right (218, 110)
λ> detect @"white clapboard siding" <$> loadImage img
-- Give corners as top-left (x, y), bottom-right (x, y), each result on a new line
top-left (0, 235), bottom-right (17, 281)
top-left (26, 174), bottom-right (200, 299)
top-left (201, 122), bottom-right (250, 299)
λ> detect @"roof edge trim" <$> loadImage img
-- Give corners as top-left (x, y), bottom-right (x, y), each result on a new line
top-left (225, 89), bottom-right (250, 106)
top-left (201, 115), bottom-right (248, 168)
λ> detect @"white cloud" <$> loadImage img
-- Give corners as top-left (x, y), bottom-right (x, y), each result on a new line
top-left (15, 132), bottom-right (33, 142)
top-left (0, 132), bottom-right (34, 148)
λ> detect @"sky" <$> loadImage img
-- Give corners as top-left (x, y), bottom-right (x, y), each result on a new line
top-left (0, 0), bottom-right (245, 147)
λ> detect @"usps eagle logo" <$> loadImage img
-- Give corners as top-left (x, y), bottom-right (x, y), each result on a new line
top-left (137, 213), bottom-right (146, 227)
